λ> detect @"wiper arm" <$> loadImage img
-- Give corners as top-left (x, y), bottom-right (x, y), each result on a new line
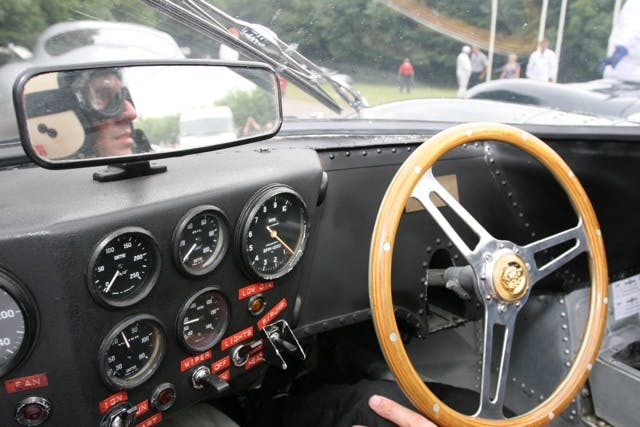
top-left (143, 0), bottom-right (368, 113)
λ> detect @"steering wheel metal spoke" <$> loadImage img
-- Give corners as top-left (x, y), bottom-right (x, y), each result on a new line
top-left (411, 168), bottom-right (494, 262)
top-left (475, 305), bottom-right (518, 420)
top-left (522, 219), bottom-right (588, 284)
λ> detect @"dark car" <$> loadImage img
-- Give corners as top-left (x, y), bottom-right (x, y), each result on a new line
top-left (466, 78), bottom-right (640, 123)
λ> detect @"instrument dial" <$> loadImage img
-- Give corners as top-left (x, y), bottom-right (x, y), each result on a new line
top-left (99, 314), bottom-right (165, 390)
top-left (0, 271), bottom-right (37, 378)
top-left (177, 287), bottom-right (230, 353)
top-left (88, 227), bottom-right (160, 308)
top-left (173, 206), bottom-right (229, 276)
top-left (238, 186), bottom-right (309, 280)
top-left (0, 290), bottom-right (24, 366)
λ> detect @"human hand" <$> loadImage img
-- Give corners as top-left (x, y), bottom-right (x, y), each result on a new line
top-left (600, 45), bottom-right (628, 71)
top-left (353, 395), bottom-right (438, 427)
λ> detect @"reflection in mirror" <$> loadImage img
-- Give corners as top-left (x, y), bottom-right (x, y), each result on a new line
top-left (19, 64), bottom-right (280, 162)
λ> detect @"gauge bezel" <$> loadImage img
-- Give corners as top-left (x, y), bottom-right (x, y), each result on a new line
top-left (176, 286), bottom-right (231, 353)
top-left (236, 184), bottom-right (310, 280)
top-left (98, 313), bottom-right (166, 391)
top-left (0, 269), bottom-right (38, 378)
top-left (87, 227), bottom-right (161, 308)
top-left (172, 206), bottom-right (230, 277)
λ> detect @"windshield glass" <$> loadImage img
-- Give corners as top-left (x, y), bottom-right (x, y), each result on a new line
top-left (1, 0), bottom-right (638, 144)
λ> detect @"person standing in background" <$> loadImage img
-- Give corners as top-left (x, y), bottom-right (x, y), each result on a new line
top-left (601, 0), bottom-right (640, 82)
top-left (526, 38), bottom-right (557, 82)
top-left (456, 45), bottom-right (471, 97)
top-left (500, 53), bottom-right (521, 79)
top-left (468, 45), bottom-right (488, 89)
top-left (397, 58), bottom-right (415, 94)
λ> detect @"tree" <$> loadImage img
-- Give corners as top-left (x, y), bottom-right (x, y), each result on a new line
top-left (559, 0), bottom-right (614, 82)
top-left (0, 0), bottom-right (621, 87)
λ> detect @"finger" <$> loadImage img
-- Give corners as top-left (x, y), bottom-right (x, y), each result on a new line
top-left (368, 395), bottom-right (437, 427)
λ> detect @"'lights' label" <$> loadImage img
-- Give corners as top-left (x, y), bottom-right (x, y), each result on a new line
top-left (221, 326), bottom-right (254, 351)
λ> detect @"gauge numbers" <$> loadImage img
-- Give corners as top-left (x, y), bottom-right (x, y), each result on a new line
top-left (99, 314), bottom-right (165, 390)
top-left (173, 206), bottom-right (229, 276)
top-left (88, 228), bottom-right (160, 308)
top-left (238, 186), bottom-right (309, 280)
top-left (0, 271), bottom-right (36, 378)
top-left (177, 287), bottom-right (230, 353)
top-left (0, 289), bottom-right (24, 369)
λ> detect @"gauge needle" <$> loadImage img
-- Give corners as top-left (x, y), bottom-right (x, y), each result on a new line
top-left (183, 317), bottom-right (200, 325)
top-left (121, 331), bottom-right (131, 349)
top-left (104, 270), bottom-right (121, 294)
top-left (182, 243), bottom-right (198, 263)
top-left (266, 226), bottom-right (294, 255)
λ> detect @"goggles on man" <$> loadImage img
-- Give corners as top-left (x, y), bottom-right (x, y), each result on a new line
top-left (25, 69), bottom-right (131, 120)
top-left (70, 69), bottom-right (130, 119)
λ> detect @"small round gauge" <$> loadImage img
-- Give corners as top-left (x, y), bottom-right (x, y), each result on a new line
top-left (237, 185), bottom-right (309, 280)
top-left (173, 206), bottom-right (229, 276)
top-left (0, 270), bottom-right (37, 377)
top-left (88, 227), bottom-right (161, 308)
top-left (176, 287), bottom-right (230, 353)
top-left (99, 314), bottom-right (166, 390)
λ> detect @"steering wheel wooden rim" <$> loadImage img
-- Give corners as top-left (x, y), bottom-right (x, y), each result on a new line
top-left (369, 122), bottom-right (608, 426)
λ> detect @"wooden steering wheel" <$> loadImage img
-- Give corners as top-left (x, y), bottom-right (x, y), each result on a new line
top-left (369, 123), bottom-right (608, 426)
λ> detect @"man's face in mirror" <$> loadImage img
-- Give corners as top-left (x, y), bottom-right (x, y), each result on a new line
top-left (84, 71), bottom-right (138, 157)
top-left (93, 98), bottom-right (137, 157)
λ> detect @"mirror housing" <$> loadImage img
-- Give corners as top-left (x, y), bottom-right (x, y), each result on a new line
top-left (13, 60), bottom-right (282, 169)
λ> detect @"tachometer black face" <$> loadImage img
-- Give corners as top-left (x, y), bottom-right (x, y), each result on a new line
top-left (88, 228), bottom-right (160, 308)
top-left (238, 186), bottom-right (309, 280)
top-left (99, 314), bottom-right (165, 390)
top-left (177, 287), bottom-right (230, 353)
top-left (0, 270), bottom-right (37, 378)
top-left (173, 206), bottom-right (229, 276)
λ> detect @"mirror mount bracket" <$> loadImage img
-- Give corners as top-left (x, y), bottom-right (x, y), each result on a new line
top-left (93, 161), bottom-right (167, 182)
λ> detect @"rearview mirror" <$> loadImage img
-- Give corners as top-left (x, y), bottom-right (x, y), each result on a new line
top-left (14, 61), bottom-right (281, 168)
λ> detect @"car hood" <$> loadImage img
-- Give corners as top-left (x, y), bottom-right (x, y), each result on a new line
top-left (358, 98), bottom-right (637, 126)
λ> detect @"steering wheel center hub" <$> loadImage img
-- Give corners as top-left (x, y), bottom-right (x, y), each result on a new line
top-left (492, 253), bottom-right (529, 302)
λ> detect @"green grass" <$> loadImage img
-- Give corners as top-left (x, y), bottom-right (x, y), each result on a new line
top-left (355, 82), bottom-right (456, 105)
top-left (285, 81), bottom-right (456, 108)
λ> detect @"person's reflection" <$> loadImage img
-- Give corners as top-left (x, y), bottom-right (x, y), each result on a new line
top-left (66, 69), bottom-right (148, 157)
top-left (89, 75), bottom-right (138, 156)
top-left (94, 100), bottom-right (138, 156)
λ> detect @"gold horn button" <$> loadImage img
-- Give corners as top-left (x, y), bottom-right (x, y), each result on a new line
top-left (492, 253), bottom-right (529, 301)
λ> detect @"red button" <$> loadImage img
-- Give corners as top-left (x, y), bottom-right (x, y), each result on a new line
top-left (157, 389), bottom-right (174, 406)
top-left (22, 404), bottom-right (43, 420)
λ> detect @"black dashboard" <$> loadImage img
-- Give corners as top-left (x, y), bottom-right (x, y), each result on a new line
top-left (0, 147), bottom-right (323, 426)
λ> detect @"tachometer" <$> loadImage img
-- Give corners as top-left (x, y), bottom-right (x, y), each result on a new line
top-left (173, 206), bottom-right (229, 276)
top-left (0, 270), bottom-right (37, 377)
top-left (176, 287), bottom-right (230, 353)
top-left (237, 185), bottom-right (309, 280)
top-left (98, 314), bottom-right (166, 390)
top-left (88, 227), bottom-right (161, 308)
